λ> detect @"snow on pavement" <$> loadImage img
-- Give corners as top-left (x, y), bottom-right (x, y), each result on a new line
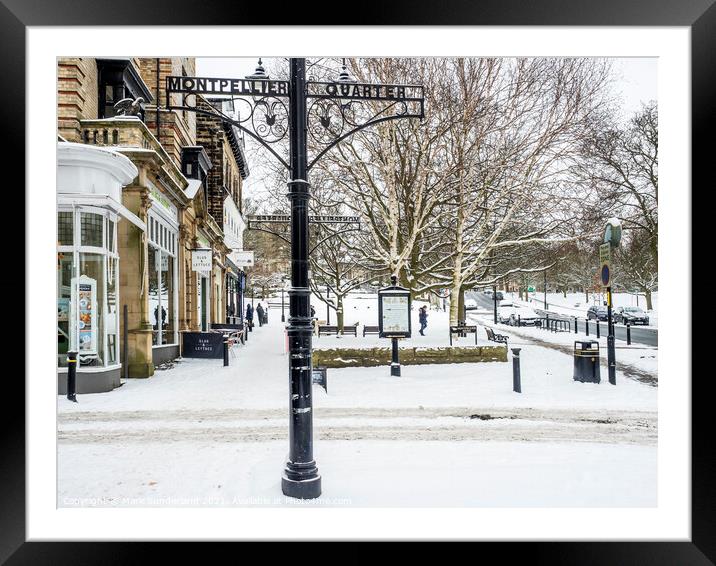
top-left (57, 292), bottom-right (657, 507)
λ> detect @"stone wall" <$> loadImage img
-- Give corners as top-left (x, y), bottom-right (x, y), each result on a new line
top-left (57, 58), bottom-right (98, 142)
top-left (312, 345), bottom-right (507, 368)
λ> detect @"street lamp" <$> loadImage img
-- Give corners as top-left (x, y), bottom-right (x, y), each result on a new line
top-left (165, 57), bottom-right (424, 500)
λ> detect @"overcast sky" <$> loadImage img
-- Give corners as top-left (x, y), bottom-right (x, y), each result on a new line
top-left (196, 57), bottom-right (657, 200)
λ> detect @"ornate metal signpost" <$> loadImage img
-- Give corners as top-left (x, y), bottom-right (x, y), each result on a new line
top-left (167, 58), bottom-right (424, 499)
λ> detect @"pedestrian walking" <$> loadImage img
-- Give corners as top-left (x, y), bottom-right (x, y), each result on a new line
top-left (419, 305), bottom-right (428, 336)
top-left (246, 303), bottom-right (254, 329)
top-left (256, 303), bottom-right (265, 327)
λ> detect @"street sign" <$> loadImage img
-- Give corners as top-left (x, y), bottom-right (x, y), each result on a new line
top-left (527, 286), bottom-right (536, 292)
top-left (600, 264), bottom-right (611, 287)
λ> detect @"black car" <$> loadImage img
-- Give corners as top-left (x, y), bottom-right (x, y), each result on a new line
top-left (494, 291), bottom-right (504, 301)
top-left (586, 306), bottom-right (608, 321)
top-left (614, 306), bottom-right (650, 325)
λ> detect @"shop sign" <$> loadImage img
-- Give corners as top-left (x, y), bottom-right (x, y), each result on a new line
top-left (232, 251), bottom-right (255, 267)
top-left (147, 180), bottom-right (179, 221)
top-left (192, 248), bottom-right (212, 272)
top-left (182, 332), bottom-right (224, 359)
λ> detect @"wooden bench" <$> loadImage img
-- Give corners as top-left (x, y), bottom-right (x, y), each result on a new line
top-left (318, 323), bottom-right (358, 336)
top-left (318, 325), bottom-right (339, 336)
top-left (485, 326), bottom-right (509, 344)
top-left (342, 323), bottom-right (359, 336)
top-left (363, 325), bottom-right (380, 337)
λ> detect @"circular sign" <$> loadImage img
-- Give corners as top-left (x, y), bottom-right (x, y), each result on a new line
top-left (601, 264), bottom-right (610, 286)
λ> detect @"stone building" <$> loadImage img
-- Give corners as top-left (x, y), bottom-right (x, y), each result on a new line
top-left (56, 57), bottom-right (250, 393)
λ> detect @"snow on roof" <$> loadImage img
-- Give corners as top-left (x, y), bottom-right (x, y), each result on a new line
top-left (185, 178), bottom-right (203, 200)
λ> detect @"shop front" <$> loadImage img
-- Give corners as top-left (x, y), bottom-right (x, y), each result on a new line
top-left (57, 142), bottom-right (141, 393)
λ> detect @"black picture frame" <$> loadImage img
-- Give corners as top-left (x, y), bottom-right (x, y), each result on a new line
top-left (8, 0), bottom-right (705, 560)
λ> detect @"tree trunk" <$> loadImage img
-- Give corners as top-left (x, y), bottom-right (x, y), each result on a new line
top-left (336, 295), bottom-right (344, 333)
top-left (644, 289), bottom-right (653, 311)
top-left (458, 286), bottom-right (466, 324)
top-left (449, 275), bottom-right (463, 326)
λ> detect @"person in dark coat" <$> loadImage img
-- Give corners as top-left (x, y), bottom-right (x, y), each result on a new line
top-left (256, 303), bottom-right (265, 327)
top-left (419, 306), bottom-right (428, 336)
top-left (246, 303), bottom-right (254, 328)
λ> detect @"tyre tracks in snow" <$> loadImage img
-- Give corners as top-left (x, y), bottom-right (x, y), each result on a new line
top-left (58, 406), bottom-right (656, 446)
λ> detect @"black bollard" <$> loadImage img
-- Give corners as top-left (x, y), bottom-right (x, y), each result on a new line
top-left (626, 323), bottom-right (631, 345)
top-left (66, 351), bottom-right (78, 402)
top-left (517, 315), bottom-right (521, 327)
top-left (574, 317), bottom-right (578, 334)
top-left (596, 321), bottom-right (600, 339)
top-left (511, 348), bottom-right (522, 393)
top-left (223, 334), bottom-right (229, 367)
top-left (585, 319), bottom-right (589, 336)
top-left (545, 314), bottom-right (549, 331)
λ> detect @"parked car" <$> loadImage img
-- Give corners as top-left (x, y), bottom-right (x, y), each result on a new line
top-left (614, 306), bottom-right (650, 325)
top-left (496, 301), bottom-right (513, 323)
top-left (484, 289), bottom-right (493, 295)
top-left (494, 291), bottom-right (504, 301)
top-left (509, 305), bottom-right (540, 326)
top-left (586, 305), bottom-right (609, 321)
top-left (464, 298), bottom-right (478, 310)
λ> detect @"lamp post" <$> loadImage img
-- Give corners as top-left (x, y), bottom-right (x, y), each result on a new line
top-left (493, 284), bottom-right (498, 324)
top-left (543, 269), bottom-right (548, 310)
top-left (326, 284), bottom-right (331, 325)
top-left (165, 57), bottom-right (424, 500)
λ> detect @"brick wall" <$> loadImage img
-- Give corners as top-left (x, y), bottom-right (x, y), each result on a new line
top-left (57, 58), bottom-right (98, 142)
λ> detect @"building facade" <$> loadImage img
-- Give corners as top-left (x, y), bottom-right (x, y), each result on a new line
top-left (57, 57), bottom-right (251, 393)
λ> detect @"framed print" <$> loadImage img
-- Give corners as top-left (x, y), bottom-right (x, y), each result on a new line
top-left (9, 0), bottom-right (706, 561)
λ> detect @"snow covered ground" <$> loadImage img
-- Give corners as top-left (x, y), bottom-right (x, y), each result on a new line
top-left (58, 291), bottom-right (657, 508)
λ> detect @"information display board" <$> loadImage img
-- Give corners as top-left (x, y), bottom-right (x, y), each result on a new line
top-left (70, 275), bottom-right (97, 355)
top-left (378, 285), bottom-right (412, 338)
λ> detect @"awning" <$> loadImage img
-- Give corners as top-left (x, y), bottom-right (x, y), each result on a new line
top-left (57, 193), bottom-right (146, 231)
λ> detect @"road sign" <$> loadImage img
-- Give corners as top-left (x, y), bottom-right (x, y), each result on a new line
top-left (527, 285), bottom-right (536, 292)
top-left (600, 264), bottom-right (611, 287)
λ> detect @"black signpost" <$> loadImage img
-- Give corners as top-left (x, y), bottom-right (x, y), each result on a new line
top-left (166, 58), bottom-right (424, 499)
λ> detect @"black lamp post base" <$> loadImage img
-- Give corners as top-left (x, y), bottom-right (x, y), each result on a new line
top-left (282, 468), bottom-right (322, 499)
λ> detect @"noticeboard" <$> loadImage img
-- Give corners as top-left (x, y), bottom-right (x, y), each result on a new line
top-left (378, 285), bottom-right (412, 338)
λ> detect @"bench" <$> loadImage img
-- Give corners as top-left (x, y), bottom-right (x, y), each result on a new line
top-left (485, 326), bottom-right (508, 344)
top-left (449, 325), bottom-right (478, 345)
top-left (318, 325), bottom-right (339, 336)
top-left (318, 324), bottom-right (358, 336)
top-left (342, 323), bottom-right (359, 336)
top-left (363, 325), bottom-right (380, 337)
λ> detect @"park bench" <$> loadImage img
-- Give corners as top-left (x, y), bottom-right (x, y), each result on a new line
top-left (485, 326), bottom-right (508, 344)
top-left (363, 325), bottom-right (380, 337)
top-left (318, 325), bottom-right (339, 336)
top-left (449, 324), bottom-right (478, 346)
top-left (342, 323), bottom-right (359, 336)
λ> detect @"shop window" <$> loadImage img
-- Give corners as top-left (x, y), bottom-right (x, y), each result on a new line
top-left (58, 212), bottom-right (73, 245)
top-left (107, 219), bottom-right (115, 252)
top-left (81, 212), bottom-right (103, 247)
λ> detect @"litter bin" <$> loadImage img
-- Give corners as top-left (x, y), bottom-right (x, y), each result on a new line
top-left (573, 340), bottom-right (601, 383)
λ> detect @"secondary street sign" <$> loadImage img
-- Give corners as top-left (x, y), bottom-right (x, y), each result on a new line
top-left (600, 242), bottom-right (611, 287)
